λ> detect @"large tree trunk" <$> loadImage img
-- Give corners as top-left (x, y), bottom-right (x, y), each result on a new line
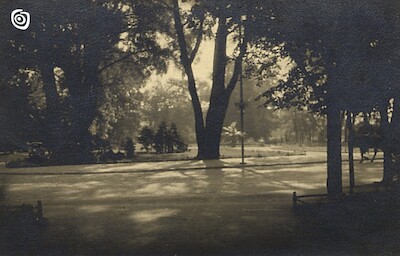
top-left (48, 63), bottom-right (98, 165)
top-left (380, 107), bottom-right (393, 183)
top-left (74, 65), bottom-right (99, 148)
top-left (202, 95), bottom-right (230, 159)
top-left (200, 15), bottom-right (229, 159)
top-left (172, 0), bottom-right (206, 159)
top-left (326, 107), bottom-right (343, 198)
top-left (62, 59), bottom-right (99, 148)
top-left (381, 98), bottom-right (400, 183)
top-left (40, 63), bottom-right (63, 151)
top-left (172, 2), bottom-right (245, 160)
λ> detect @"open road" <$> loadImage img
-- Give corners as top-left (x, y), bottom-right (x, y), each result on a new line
top-left (0, 153), bottom-right (385, 255)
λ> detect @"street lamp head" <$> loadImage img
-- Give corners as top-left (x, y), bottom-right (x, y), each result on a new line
top-left (241, 15), bottom-right (247, 21)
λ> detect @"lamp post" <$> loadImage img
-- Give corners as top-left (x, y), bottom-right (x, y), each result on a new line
top-left (239, 15), bottom-right (246, 166)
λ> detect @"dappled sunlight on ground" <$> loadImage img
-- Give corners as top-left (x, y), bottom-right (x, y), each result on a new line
top-left (79, 222), bottom-right (107, 240)
top-left (4, 161), bottom-right (377, 203)
top-left (130, 209), bottom-right (179, 223)
top-left (8, 181), bottom-right (102, 192)
top-left (192, 179), bottom-right (209, 189)
top-left (80, 160), bottom-right (234, 174)
top-left (83, 164), bottom-right (147, 173)
top-left (0, 156), bottom-right (389, 255)
top-left (259, 180), bottom-right (324, 190)
top-left (135, 183), bottom-right (189, 196)
top-left (147, 172), bottom-right (188, 179)
top-left (267, 190), bottom-right (297, 195)
top-left (356, 178), bottom-right (381, 184)
top-left (2, 161), bottom-right (384, 205)
top-left (93, 188), bottom-right (130, 199)
top-left (78, 205), bottom-right (110, 213)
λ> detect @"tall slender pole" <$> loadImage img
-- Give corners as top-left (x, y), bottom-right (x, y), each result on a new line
top-left (240, 69), bottom-right (245, 165)
top-left (239, 16), bottom-right (245, 166)
top-left (347, 111), bottom-right (355, 194)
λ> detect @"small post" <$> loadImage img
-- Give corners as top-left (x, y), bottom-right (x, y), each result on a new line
top-left (292, 192), bottom-right (297, 210)
top-left (347, 111), bottom-right (355, 194)
top-left (36, 200), bottom-right (43, 219)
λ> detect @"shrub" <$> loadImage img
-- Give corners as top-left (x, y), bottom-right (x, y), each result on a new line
top-left (125, 137), bottom-right (135, 159)
top-left (138, 126), bottom-right (155, 152)
top-left (153, 122), bottom-right (188, 154)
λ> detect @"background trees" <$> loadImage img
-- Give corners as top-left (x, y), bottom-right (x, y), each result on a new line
top-left (145, 122), bottom-right (187, 154)
top-left (138, 127), bottom-right (155, 152)
top-left (140, 79), bottom-right (200, 143)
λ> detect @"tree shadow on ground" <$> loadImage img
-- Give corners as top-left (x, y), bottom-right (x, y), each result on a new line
top-left (0, 202), bottom-right (47, 255)
top-left (204, 160), bottom-right (224, 195)
top-left (0, 175), bottom-right (7, 202)
top-left (3, 162), bottom-right (387, 255)
top-left (294, 184), bottom-right (400, 255)
top-left (6, 195), bottom-right (300, 256)
top-left (0, 168), bottom-right (302, 255)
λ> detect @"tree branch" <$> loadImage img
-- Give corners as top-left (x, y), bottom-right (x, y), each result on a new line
top-left (159, 0), bottom-right (171, 8)
top-left (225, 25), bottom-right (248, 95)
top-left (189, 17), bottom-right (205, 64)
top-left (172, 0), bottom-right (205, 132)
top-left (227, 24), bottom-right (239, 35)
top-left (98, 50), bottom-right (144, 73)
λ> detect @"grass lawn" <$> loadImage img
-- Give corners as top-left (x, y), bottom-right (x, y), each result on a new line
top-left (1, 145), bottom-right (307, 168)
top-left (134, 145), bottom-right (306, 162)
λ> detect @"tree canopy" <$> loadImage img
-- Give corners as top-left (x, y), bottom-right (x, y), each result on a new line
top-left (250, 0), bottom-right (400, 195)
top-left (0, 0), bottom-right (169, 162)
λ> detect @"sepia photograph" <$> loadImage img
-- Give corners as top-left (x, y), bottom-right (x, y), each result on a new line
top-left (1, 0), bottom-right (400, 255)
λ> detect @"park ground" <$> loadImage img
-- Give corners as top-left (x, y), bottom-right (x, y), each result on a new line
top-left (0, 150), bottom-right (399, 255)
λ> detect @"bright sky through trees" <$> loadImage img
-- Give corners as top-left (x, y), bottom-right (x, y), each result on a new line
top-left (147, 39), bottom-right (214, 87)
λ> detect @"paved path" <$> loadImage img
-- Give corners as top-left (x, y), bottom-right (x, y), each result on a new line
top-left (0, 153), bottom-right (385, 255)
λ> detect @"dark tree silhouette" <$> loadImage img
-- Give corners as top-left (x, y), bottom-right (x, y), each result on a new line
top-left (125, 137), bottom-right (135, 159)
top-left (168, 122), bottom-right (187, 153)
top-left (151, 122), bottom-right (187, 154)
top-left (138, 127), bottom-right (155, 153)
top-left (251, 0), bottom-right (400, 197)
top-left (154, 122), bottom-right (168, 154)
top-left (166, 0), bottom-right (250, 159)
top-left (0, 0), bottom-right (168, 163)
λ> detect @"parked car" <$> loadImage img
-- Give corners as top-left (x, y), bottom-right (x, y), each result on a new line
top-left (28, 142), bottom-right (47, 162)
